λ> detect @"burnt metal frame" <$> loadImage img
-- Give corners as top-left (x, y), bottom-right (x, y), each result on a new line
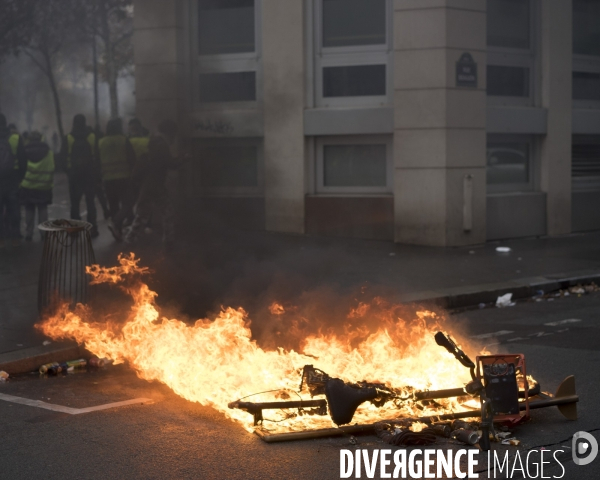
top-left (228, 399), bottom-right (328, 426)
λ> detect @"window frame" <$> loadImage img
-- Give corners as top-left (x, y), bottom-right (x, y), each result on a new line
top-left (313, 0), bottom-right (393, 108)
top-left (486, 0), bottom-right (537, 107)
top-left (486, 133), bottom-right (537, 194)
top-left (193, 137), bottom-right (264, 197)
top-left (191, 0), bottom-right (262, 109)
top-left (315, 135), bottom-right (393, 195)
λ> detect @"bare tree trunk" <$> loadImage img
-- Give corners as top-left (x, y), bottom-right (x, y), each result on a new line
top-left (100, 2), bottom-right (119, 119)
top-left (43, 49), bottom-right (64, 142)
top-left (107, 48), bottom-right (119, 119)
top-left (24, 48), bottom-right (64, 142)
top-left (92, 32), bottom-right (100, 130)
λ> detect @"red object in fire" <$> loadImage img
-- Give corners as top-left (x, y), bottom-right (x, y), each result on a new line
top-left (476, 353), bottom-right (530, 426)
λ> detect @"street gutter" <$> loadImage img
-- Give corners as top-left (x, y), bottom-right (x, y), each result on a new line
top-left (395, 270), bottom-right (600, 309)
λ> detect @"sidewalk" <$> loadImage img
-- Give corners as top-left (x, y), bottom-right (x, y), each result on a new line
top-left (2, 172), bottom-right (600, 356)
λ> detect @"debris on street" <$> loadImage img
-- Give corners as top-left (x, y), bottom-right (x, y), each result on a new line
top-left (39, 358), bottom-right (87, 375)
top-left (452, 428), bottom-right (479, 445)
top-left (0, 371), bottom-right (9, 382)
top-left (529, 282), bottom-right (599, 303)
top-left (496, 292), bottom-right (515, 307)
top-left (88, 356), bottom-right (113, 368)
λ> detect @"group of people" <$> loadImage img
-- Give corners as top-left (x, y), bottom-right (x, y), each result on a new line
top-left (0, 112), bottom-right (185, 248)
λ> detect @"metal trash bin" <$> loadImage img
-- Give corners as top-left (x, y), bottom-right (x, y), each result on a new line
top-left (38, 219), bottom-right (96, 314)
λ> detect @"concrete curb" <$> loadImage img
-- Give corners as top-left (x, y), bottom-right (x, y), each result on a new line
top-left (0, 343), bottom-right (89, 376)
top-left (396, 272), bottom-right (600, 309)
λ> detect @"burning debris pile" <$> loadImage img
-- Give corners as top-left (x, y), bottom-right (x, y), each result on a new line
top-left (36, 254), bottom-right (578, 447)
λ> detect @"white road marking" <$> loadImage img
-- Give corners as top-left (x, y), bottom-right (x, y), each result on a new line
top-left (544, 318), bottom-right (582, 327)
top-left (471, 330), bottom-right (514, 339)
top-left (527, 331), bottom-right (553, 338)
top-left (0, 393), bottom-right (153, 414)
top-left (507, 337), bottom-right (528, 342)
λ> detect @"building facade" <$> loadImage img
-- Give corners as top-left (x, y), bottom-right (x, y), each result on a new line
top-left (133, 0), bottom-right (600, 246)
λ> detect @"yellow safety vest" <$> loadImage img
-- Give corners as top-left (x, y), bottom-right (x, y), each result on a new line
top-left (8, 134), bottom-right (20, 170)
top-left (67, 133), bottom-right (96, 170)
top-left (99, 135), bottom-right (130, 181)
top-left (129, 136), bottom-right (149, 161)
top-left (21, 150), bottom-right (54, 191)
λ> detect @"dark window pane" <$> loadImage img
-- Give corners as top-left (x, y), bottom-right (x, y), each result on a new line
top-left (323, 65), bottom-right (386, 97)
top-left (324, 144), bottom-right (387, 187)
top-left (573, 71), bottom-right (600, 101)
top-left (487, 142), bottom-right (529, 185)
top-left (573, 0), bottom-right (600, 56)
top-left (199, 72), bottom-right (256, 102)
top-left (487, 65), bottom-right (530, 96)
top-left (322, 0), bottom-right (386, 48)
top-left (572, 137), bottom-right (600, 190)
top-left (487, 0), bottom-right (530, 49)
top-left (198, 146), bottom-right (258, 187)
top-left (198, 0), bottom-right (254, 55)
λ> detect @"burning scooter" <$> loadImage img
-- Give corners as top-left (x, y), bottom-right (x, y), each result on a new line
top-left (229, 332), bottom-right (578, 446)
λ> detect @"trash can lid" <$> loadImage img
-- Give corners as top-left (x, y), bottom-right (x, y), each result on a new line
top-left (38, 219), bottom-right (93, 233)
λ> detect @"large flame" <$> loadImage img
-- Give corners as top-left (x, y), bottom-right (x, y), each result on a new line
top-left (37, 254), bottom-right (476, 432)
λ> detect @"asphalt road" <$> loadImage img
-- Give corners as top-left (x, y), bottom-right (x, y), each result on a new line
top-left (1, 292), bottom-right (599, 479)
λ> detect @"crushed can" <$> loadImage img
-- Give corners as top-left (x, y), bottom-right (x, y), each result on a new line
top-left (453, 429), bottom-right (480, 446)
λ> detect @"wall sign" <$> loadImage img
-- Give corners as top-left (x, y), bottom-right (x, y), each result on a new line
top-left (456, 52), bottom-right (477, 88)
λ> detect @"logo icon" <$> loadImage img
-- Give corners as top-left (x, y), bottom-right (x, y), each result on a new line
top-left (573, 431), bottom-right (598, 466)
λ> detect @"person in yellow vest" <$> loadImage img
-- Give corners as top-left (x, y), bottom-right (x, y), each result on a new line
top-left (128, 118), bottom-right (150, 160)
top-left (99, 118), bottom-right (135, 240)
top-left (0, 114), bottom-right (27, 247)
top-left (19, 131), bottom-right (54, 241)
top-left (59, 114), bottom-right (100, 237)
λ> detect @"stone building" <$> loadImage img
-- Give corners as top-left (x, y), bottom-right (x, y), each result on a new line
top-left (133, 0), bottom-right (600, 246)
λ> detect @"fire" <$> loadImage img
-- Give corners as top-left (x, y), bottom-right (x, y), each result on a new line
top-left (268, 302), bottom-right (285, 315)
top-left (37, 254), bottom-right (476, 433)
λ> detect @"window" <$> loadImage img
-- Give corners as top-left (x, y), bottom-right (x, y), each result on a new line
top-left (573, 72), bottom-right (600, 102)
top-left (323, 65), bottom-right (386, 97)
top-left (314, 0), bottom-right (392, 107)
top-left (573, 0), bottom-right (600, 57)
top-left (572, 136), bottom-right (600, 191)
top-left (198, 0), bottom-right (255, 55)
top-left (486, 134), bottom-right (535, 192)
top-left (573, 0), bottom-right (600, 107)
top-left (487, 0), bottom-right (530, 49)
top-left (487, 65), bottom-right (530, 97)
top-left (194, 139), bottom-right (263, 195)
top-left (322, 0), bottom-right (386, 47)
top-left (486, 0), bottom-right (535, 106)
top-left (316, 136), bottom-right (392, 194)
top-left (194, 0), bottom-right (261, 106)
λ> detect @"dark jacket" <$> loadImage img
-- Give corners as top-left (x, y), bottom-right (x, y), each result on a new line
top-left (25, 140), bottom-right (50, 164)
top-left (132, 133), bottom-right (176, 199)
top-left (0, 127), bottom-right (27, 187)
